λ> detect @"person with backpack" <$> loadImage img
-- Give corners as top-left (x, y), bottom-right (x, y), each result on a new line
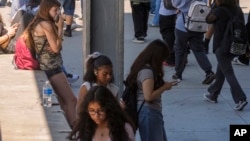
top-left (77, 52), bottom-right (119, 116)
top-left (69, 86), bottom-right (135, 141)
top-left (125, 39), bottom-right (177, 141)
top-left (203, 0), bottom-right (248, 111)
top-left (22, 0), bottom-right (77, 128)
top-left (171, 0), bottom-right (215, 84)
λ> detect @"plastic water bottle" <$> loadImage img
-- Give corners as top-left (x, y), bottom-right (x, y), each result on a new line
top-left (43, 80), bottom-right (53, 107)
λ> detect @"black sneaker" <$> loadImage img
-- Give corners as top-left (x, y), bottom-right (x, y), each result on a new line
top-left (234, 100), bottom-right (248, 111)
top-left (132, 37), bottom-right (144, 43)
top-left (203, 93), bottom-right (217, 103)
top-left (64, 30), bottom-right (72, 37)
top-left (202, 72), bottom-right (215, 84)
top-left (172, 74), bottom-right (182, 83)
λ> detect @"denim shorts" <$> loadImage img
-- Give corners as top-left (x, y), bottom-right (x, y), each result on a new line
top-left (60, 0), bottom-right (75, 15)
top-left (45, 67), bottom-right (62, 79)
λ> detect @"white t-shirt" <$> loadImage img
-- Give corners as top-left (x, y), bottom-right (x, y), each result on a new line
top-left (81, 81), bottom-right (119, 99)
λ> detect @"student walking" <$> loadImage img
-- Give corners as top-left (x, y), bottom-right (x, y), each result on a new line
top-left (203, 0), bottom-right (248, 111)
top-left (130, 0), bottom-right (151, 43)
top-left (171, 0), bottom-right (215, 84)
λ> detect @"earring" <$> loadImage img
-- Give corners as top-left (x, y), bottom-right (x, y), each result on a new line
top-left (94, 71), bottom-right (98, 75)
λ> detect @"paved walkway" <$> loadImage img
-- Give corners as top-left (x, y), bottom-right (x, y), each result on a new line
top-left (0, 0), bottom-right (250, 141)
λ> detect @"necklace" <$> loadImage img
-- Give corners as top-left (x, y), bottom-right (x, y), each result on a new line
top-left (101, 133), bottom-right (104, 137)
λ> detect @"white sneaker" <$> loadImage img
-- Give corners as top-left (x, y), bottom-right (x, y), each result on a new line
top-left (232, 57), bottom-right (246, 66)
top-left (67, 73), bottom-right (79, 83)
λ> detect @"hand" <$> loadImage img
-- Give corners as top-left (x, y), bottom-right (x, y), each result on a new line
top-left (171, 80), bottom-right (179, 86)
top-left (7, 23), bottom-right (19, 37)
top-left (55, 15), bottom-right (64, 30)
top-left (162, 82), bottom-right (173, 90)
top-left (119, 98), bottom-right (126, 109)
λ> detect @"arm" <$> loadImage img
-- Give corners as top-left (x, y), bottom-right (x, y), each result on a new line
top-left (125, 123), bottom-right (135, 141)
top-left (206, 9), bottom-right (217, 24)
top-left (0, 23), bottom-right (18, 46)
top-left (77, 86), bottom-right (88, 116)
top-left (142, 79), bottom-right (175, 101)
top-left (39, 18), bottom-right (63, 53)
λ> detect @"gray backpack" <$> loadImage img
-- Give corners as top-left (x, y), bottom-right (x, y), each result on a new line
top-left (183, 0), bottom-right (210, 32)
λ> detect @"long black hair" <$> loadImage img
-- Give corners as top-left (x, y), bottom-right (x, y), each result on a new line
top-left (69, 86), bottom-right (134, 141)
top-left (84, 53), bottom-right (114, 83)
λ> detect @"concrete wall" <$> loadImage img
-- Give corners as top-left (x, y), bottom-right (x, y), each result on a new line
top-left (82, 0), bottom-right (124, 94)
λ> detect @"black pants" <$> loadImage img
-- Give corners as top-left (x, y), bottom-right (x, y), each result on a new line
top-left (208, 47), bottom-right (247, 103)
top-left (130, 2), bottom-right (150, 38)
top-left (159, 14), bottom-right (177, 65)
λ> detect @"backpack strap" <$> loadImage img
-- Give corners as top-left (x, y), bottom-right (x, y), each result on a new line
top-left (36, 39), bottom-right (47, 58)
top-left (137, 100), bottom-right (145, 114)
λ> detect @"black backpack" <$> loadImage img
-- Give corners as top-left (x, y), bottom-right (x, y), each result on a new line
top-left (121, 80), bottom-right (145, 131)
top-left (221, 6), bottom-right (248, 55)
top-left (122, 66), bottom-right (164, 130)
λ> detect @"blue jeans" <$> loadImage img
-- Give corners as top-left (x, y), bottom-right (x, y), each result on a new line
top-left (150, 0), bottom-right (156, 13)
top-left (151, 0), bottom-right (160, 25)
top-left (208, 47), bottom-right (247, 103)
top-left (60, 0), bottom-right (75, 15)
top-left (138, 106), bottom-right (167, 141)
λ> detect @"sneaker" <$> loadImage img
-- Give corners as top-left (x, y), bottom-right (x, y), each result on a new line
top-left (203, 93), bottom-right (217, 103)
top-left (64, 29), bottom-right (72, 37)
top-left (71, 23), bottom-right (78, 30)
top-left (234, 100), bottom-right (248, 111)
top-left (202, 72), bottom-right (215, 84)
top-left (172, 74), bottom-right (182, 83)
top-left (232, 57), bottom-right (248, 66)
top-left (149, 23), bottom-right (159, 27)
top-left (67, 73), bottom-right (79, 83)
top-left (132, 37), bottom-right (144, 43)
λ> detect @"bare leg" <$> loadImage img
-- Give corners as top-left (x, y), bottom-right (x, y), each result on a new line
top-left (64, 15), bottom-right (73, 37)
top-left (49, 72), bottom-right (77, 128)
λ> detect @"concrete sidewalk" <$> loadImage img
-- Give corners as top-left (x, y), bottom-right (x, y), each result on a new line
top-left (124, 0), bottom-right (250, 140)
top-left (1, 0), bottom-right (250, 141)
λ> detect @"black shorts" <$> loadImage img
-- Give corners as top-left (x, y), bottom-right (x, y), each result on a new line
top-left (45, 67), bottom-right (62, 79)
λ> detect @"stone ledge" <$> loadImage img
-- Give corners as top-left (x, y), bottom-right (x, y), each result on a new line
top-left (0, 54), bottom-right (70, 141)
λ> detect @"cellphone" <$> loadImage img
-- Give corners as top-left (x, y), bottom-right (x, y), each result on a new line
top-left (54, 14), bottom-right (60, 23)
top-left (54, 7), bottom-right (62, 23)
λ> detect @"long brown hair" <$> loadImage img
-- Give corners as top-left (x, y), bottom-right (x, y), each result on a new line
top-left (126, 39), bottom-right (170, 92)
top-left (22, 0), bottom-right (61, 49)
top-left (0, 14), bottom-right (4, 24)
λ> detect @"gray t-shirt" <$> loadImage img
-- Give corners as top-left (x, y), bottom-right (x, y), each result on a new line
top-left (137, 68), bottom-right (162, 111)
